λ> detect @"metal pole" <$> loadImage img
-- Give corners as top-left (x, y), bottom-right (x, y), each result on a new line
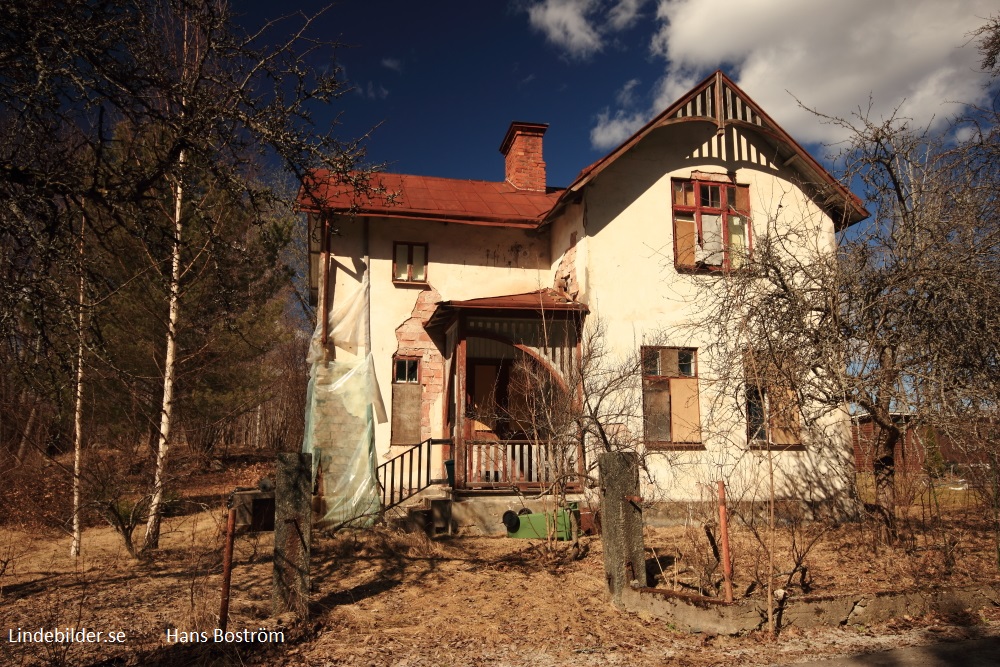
top-left (219, 507), bottom-right (237, 632)
top-left (717, 480), bottom-right (734, 603)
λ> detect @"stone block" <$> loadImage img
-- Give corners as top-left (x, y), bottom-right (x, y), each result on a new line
top-left (273, 453), bottom-right (312, 619)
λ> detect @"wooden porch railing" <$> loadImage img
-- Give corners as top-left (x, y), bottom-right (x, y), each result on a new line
top-left (463, 439), bottom-right (583, 490)
top-left (376, 438), bottom-right (452, 512)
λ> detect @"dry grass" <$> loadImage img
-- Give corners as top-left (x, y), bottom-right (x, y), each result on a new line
top-left (3, 457), bottom-right (1000, 666)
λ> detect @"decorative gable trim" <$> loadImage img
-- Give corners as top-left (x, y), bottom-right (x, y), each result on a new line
top-left (552, 70), bottom-right (867, 228)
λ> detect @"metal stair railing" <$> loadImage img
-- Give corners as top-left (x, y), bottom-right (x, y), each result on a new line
top-left (377, 438), bottom-right (452, 512)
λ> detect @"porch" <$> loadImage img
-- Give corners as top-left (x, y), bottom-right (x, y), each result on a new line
top-left (429, 289), bottom-right (589, 494)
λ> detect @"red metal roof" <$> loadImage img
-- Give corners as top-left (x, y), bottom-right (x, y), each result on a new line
top-left (441, 288), bottom-right (587, 311)
top-left (301, 171), bottom-right (563, 228)
top-left (302, 71), bottom-right (865, 230)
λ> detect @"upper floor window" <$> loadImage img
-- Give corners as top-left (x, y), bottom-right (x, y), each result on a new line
top-left (393, 242), bottom-right (428, 284)
top-left (642, 347), bottom-right (702, 449)
top-left (672, 178), bottom-right (750, 271)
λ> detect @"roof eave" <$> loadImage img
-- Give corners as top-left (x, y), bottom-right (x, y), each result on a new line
top-left (318, 207), bottom-right (547, 229)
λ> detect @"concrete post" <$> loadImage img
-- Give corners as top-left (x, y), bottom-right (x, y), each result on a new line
top-left (273, 453), bottom-right (312, 619)
top-left (599, 452), bottom-right (647, 606)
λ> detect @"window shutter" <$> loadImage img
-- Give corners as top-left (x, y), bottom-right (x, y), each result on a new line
top-left (391, 384), bottom-right (422, 445)
top-left (734, 185), bottom-right (750, 212)
top-left (670, 377), bottom-right (701, 444)
top-left (675, 215), bottom-right (697, 266)
top-left (642, 379), bottom-right (671, 442)
top-left (769, 387), bottom-right (800, 446)
top-left (659, 348), bottom-right (679, 377)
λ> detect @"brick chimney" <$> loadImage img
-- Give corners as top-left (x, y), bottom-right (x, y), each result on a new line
top-left (499, 121), bottom-right (548, 191)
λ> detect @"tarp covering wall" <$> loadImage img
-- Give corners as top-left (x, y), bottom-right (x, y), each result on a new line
top-left (302, 271), bottom-right (386, 528)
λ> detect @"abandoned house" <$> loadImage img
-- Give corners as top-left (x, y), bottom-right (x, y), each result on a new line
top-left (299, 70), bottom-right (868, 529)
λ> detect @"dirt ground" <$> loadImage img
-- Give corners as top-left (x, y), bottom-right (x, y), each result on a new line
top-left (2, 460), bottom-right (1000, 667)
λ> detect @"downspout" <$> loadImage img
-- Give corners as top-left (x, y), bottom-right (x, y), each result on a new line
top-left (363, 216), bottom-right (371, 354)
top-left (320, 215), bottom-right (330, 348)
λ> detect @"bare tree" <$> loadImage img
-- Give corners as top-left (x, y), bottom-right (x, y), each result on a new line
top-left (1, 0), bottom-right (383, 557)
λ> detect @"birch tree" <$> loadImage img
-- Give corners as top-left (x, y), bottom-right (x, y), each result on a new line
top-left (0, 0), bottom-right (382, 556)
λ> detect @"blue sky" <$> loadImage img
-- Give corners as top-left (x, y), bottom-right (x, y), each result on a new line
top-left (239, 1), bottom-right (996, 189)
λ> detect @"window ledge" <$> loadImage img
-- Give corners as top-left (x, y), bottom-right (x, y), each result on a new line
top-left (675, 263), bottom-right (722, 274)
top-left (392, 280), bottom-right (430, 288)
top-left (646, 442), bottom-right (706, 451)
top-left (675, 264), bottom-right (752, 276)
top-left (748, 442), bottom-right (805, 452)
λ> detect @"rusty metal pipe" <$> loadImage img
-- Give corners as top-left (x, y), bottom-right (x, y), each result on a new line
top-left (219, 507), bottom-right (237, 632)
top-left (717, 480), bottom-right (734, 603)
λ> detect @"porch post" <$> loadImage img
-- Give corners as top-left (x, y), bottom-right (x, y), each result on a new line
top-left (455, 334), bottom-right (467, 489)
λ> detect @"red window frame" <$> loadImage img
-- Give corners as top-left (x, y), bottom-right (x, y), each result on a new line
top-left (672, 178), bottom-right (751, 271)
top-left (392, 241), bottom-right (429, 284)
top-left (641, 346), bottom-right (703, 450)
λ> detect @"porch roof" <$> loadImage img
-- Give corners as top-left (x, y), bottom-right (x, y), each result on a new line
top-left (426, 288), bottom-right (588, 331)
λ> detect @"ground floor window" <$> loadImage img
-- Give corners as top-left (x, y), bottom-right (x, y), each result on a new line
top-left (642, 347), bottom-right (703, 449)
top-left (746, 383), bottom-right (802, 449)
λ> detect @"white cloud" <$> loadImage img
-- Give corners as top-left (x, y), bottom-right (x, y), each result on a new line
top-left (606, 0), bottom-right (647, 31)
top-left (381, 57), bottom-right (402, 73)
top-left (953, 124), bottom-right (978, 144)
top-left (590, 108), bottom-right (647, 149)
top-left (527, 0), bottom-right (603, 59)
top-left (591, 77), bottom-right (648, 149)
top-left (641, 0), bottom-right (995, 145)
top-left (615, 77), bottom-right (641, 106)
top-left (524, 0), bottom-right (648, 59)
top-left (356, 81), bottom-right (389, 100)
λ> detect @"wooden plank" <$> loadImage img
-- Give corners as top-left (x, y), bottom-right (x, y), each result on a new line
top-left (671, 377), bottom-right (702, 444)
top-left (456, 337), bottom-right (467, 489)
top-left (675, 216), bottom-right (696, 267)
top-left (770, 387), bottom-right (801, 446)
top-left (391, 383), bottom-right (422, 445)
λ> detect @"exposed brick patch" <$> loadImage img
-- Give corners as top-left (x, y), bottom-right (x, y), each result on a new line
top-left (554, 238), bottom-right (579, 299)
top-left (393, 287), bottom-right (444, 443)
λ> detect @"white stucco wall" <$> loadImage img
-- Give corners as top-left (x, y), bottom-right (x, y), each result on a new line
top-left (547, 122), bottom-right (851, 503)
top-left (328, 216), bottom-right (551, 458)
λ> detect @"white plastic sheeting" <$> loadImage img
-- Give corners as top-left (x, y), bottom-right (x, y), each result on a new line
top-left (302, 270), bottom-right (386, 528)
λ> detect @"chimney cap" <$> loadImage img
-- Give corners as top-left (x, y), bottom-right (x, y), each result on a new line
top-left (499, 121), bottom-right (549, 156)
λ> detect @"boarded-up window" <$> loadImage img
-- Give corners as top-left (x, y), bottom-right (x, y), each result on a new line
top-left (391, 356), bottom-right (421, 445)
top-left (672, 178), bottom-right (751, 271)
top-left (745, 353), bottom-right (802, 449)
top-left (642, 347), bottom-right (702, 450)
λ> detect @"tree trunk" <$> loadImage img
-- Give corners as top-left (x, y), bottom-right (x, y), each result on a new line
top-left (872, 425), bottom-right (899, 542)
top-left (144, 152), bottom-right (184, 553)
top-left (15, 401), bottom-right (37, 465)
top-left (70, 216), bottom-right (86, 558)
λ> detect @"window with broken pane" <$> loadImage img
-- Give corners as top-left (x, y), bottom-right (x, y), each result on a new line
top-left (672, 178), bottom-right (751, 270)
